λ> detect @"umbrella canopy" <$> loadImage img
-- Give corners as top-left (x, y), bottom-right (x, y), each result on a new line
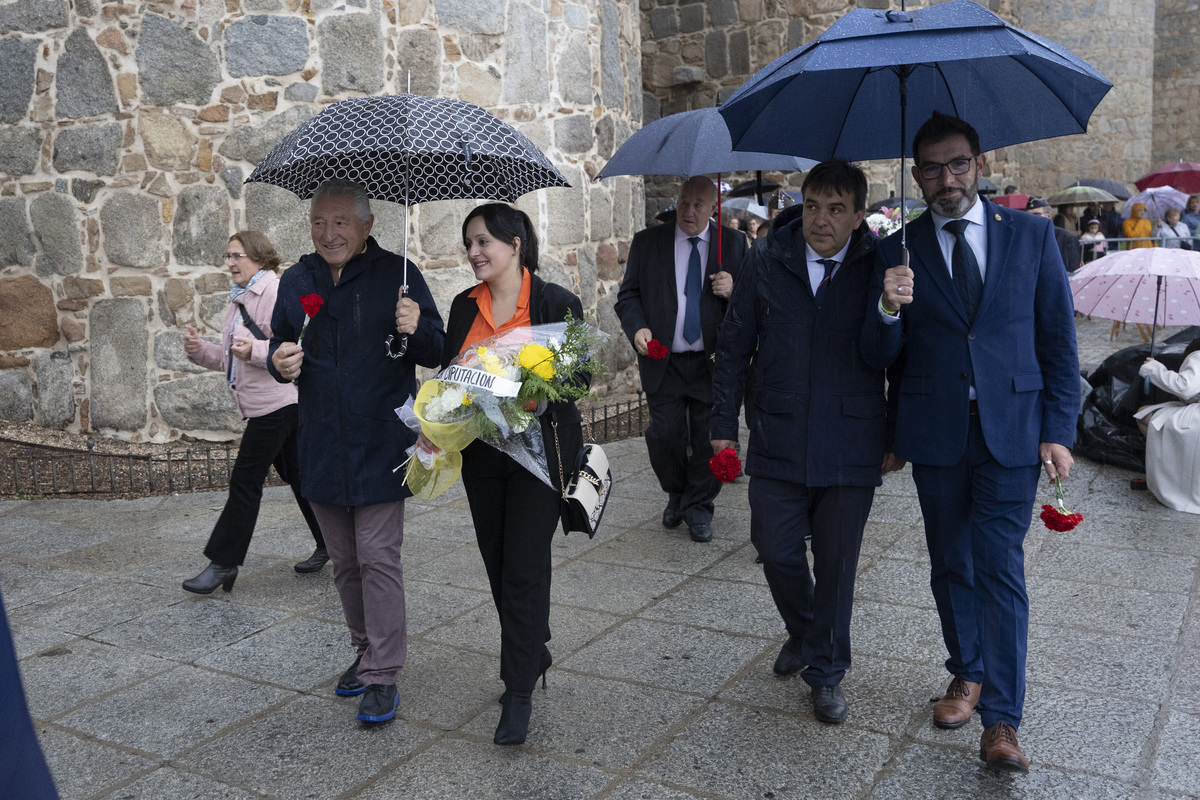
top-left (1135, 161), bottom-right (1200, 194)
top-left (868, 196), bottom-right (921, 213)
top-left (722, 197), bottom-right (769, 219)
top-left (718, 0), bottom-right (1112, 161)
top-left (1069, 248), bottom-right (1200, 331)
top-left (1123, 186), bottom-right (1189, 221)
top-left (727, 178), bottom-right (782, 198)
top-left (246, 94), bottom-right (570, 204)
top-left (1046, 184), bottom-right (1118, 206)
top-left (596, 108), bottom-right (816, 180)
top-left (1073, 178), bottom-right (1132, 201)
top-left (991, 193), bottom-right (1030, 210)
top-left (977, 177), bottom-right (999, 195)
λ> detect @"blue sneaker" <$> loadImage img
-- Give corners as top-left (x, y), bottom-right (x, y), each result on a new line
top-left (356, 684), bottom-right (398, 723)
top-left (335, 655), bottom-right (366, 697)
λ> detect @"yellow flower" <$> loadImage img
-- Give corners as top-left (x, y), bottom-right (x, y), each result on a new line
top-left (462, 393), bottom-right (473, 406)
top-left (519, 344), bottom-right (555, 382)
top-left (480, 353), bottom-right (506, 376)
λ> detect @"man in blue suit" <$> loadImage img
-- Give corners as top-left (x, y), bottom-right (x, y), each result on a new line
top-left (712, 160), bottom-right (889, 724)
top-left (862, 113), bottom-right (1080, 771)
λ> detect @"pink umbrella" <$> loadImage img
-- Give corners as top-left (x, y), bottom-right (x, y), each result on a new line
top-left (1134, 160), bottom-right (1200, 193)
top-left (1070, 248), bottom-right (1200, 355)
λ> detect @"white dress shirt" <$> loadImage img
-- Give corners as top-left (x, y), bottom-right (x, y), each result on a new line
top-left (671, 222), bottom-right (711, 352)
top-left (804, 238), bottom-right (853, 296)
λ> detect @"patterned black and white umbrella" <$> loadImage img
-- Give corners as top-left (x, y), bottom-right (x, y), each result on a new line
top-left (246, 94), bottom-right (570, 204)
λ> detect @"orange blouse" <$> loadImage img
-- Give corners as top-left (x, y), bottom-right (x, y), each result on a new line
top-left (460, 268), bottom-right (533, 353)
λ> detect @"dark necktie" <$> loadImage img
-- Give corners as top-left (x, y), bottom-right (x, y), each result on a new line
top-left (683, 236), bottom-right (702, 344)
top-left (814, 259), bottom-right (837, 308)
top-left (943, 219), bottom-right (983, 321)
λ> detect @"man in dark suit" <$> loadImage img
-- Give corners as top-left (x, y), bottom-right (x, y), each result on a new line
top-left (1026, 196), bottom-right (1082, 272)
top-left (616, 176), bottom-right (747, 542)
top-left (862, 112), bottom-right (1080, 772)
top-left (711, 160), bottom-right (888, 724)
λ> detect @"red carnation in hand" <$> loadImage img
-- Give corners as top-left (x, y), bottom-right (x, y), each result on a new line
top-left (646, 338), bottom-right (668, 360)
top-left (300, 293), bottom-right (324, 317)
top-left (1040, 476), bottom-right (1082, 531)
top-left (298, 293), bottom-right (324, 346)
top-left (709, 447), bottom-right (742, 483)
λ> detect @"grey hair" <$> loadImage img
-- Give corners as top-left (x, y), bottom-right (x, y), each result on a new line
top-left (312, 179), bottom-right (372, 221)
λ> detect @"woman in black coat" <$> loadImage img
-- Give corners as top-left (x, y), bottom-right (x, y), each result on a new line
top-left (420, 203), bottom-right (585, 746)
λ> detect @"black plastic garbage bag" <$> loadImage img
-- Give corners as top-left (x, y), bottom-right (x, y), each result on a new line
top-left (1076, 326), bottom-right (1198, 472)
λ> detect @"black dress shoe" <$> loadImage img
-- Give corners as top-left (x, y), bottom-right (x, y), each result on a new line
top-left (294, 548), bottom-right (330, 573)
top-left (494, 690), bottom-right (532, 745)
top-left (357, 684), bottom-right (398, 723)
top-left (662, 505), bottom-right (683, 529)
top-left (335, 655), bottom-right (365, 696)
top-left (688, 522), bottom-right (713, 542)
top-left (812, 684), bottom-right (847, 724)
top-left (773, 635), bottom-right (804, 676)
top-left (182, 563), bottom-right (238, 594)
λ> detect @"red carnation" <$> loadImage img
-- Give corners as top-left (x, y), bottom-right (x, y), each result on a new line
top-left (300, 293), bottom-right (324, 317)
top-left (297, 293), bottom-right (324, 346)
top-left (709, 447), bottom-right (742, 483)
top-left (1040, 504), bottom-right (1083, 532)
top-left (646, 338), bottom-right (668, 360)
top-left (1040, 476), bottom-right (1082, 531)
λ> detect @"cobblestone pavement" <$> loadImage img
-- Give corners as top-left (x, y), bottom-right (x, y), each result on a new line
top-left (3, 318), bottom-right (1198, 800)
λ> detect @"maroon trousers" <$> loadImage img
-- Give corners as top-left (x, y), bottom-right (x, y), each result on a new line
top-left (310, 501), bottom-right (407, 687)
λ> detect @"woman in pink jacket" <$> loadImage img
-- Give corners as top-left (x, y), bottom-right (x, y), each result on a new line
top-left (181, 231), bottom-right (326, 594)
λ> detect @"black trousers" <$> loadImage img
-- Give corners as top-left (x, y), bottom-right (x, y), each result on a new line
top-left (749, 476), bottom-right (874, 687)
top-left (204, 404), bottom-right (324, 567)
top-left (644, 352), bottom-right (721, 526)
top-left (462, 441), bottom-right (561, 692)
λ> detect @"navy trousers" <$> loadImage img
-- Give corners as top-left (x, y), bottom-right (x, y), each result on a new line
top-left (749, 476), bottom-right (873, 688)
top-left (912, 414), bottom-right (1040, 730)
top-left (644, 352), bottom-right (721, 526)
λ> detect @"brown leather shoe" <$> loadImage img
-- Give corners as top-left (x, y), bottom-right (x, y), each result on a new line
top-left (932, 676), bottom-right (981, 729)
top-left (980, 722), bottom-right (1029, 772)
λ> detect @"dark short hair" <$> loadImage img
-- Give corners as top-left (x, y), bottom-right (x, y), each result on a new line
top-left (801, 159), bottom-right (867, 212)
top-left (462, 203), bottom-right (540, 273)
top-left (911, 111), bottom-right (981, 165)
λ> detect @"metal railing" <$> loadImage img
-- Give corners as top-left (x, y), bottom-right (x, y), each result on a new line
top-left (0, 394), bottom-right (649, 500)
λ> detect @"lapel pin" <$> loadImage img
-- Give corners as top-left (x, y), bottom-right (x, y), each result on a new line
top-left (994, 213), bottom-right (1001, 221)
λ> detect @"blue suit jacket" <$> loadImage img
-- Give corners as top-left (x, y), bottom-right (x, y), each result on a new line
top-left (861, 198), bottom-right (1079, 468)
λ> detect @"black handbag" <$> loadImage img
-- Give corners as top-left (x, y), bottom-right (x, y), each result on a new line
top-left (552, 421), bottom-right (611, 538)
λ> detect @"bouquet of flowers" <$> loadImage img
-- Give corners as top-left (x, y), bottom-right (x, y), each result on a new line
top-left (709, 447), bottom-right (742, 483)
top-left (866, 205), bottom-right (922, 238)
top-left (400, 317), bottom-right (607, 499)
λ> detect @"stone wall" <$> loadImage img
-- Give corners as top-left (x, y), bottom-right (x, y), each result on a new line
top-left (0, 0), bottom-right (644, 440)
top-left (1151, 0), bottom-right (1199, 165)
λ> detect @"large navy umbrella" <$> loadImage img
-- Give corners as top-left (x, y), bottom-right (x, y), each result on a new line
top-left (719, 0), bottom-right (1111, 249)
top-left (598, 107), bottom-right (815, 264)
top-left (597, 107), bottom-right (815, 181)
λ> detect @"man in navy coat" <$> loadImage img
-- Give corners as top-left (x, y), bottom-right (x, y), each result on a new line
top-left (861, 113), bottom-right (1080, 771)
top-left (616, 176), bottom-right (747, 542)
top-left (711, 160), bottom-right (889, 723)
top-left (271, 179), bottom-right (445, 725)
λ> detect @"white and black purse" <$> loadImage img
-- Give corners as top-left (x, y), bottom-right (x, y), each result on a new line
top-left (552, 423), bottom-right (611, 538)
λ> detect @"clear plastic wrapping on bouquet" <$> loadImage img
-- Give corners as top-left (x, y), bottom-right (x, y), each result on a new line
top-left (398, 319), bottom-right (607, 499)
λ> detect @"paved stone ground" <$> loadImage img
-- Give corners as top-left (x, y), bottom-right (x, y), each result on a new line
top-left (3, 317), bottom-right (1199, 800)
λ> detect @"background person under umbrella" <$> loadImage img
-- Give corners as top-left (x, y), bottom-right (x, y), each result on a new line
top-left (181, 231), bottom-right (326, 595)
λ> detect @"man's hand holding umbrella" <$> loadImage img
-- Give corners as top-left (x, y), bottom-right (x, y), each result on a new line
top-left (881, 264), bottom-right (915, 313)
top-left (395, 290), bottom-right (421, 336)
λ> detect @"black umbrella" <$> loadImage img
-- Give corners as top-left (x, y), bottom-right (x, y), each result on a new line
top-left (247, 93), bottom-right (570, 288)
top-left (727, 178), bottom-right (782, 200)
top-left (1072, 178), bottom-right (1132, 201)
top-left (977, 177), bottom-right (998, 195)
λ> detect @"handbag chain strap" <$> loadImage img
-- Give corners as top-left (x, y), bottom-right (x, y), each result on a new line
top-left (552, 420), bottom-right (567, 500)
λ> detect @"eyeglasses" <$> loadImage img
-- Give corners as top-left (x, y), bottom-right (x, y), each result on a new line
top-left (225, 252), bottom-right (248, 262)
top-left (917, 157), bottom-right (976, 181)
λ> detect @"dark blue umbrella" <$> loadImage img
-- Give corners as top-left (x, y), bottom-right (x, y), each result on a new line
top-left (718, 0), bottom-right (1111, 248)
top-left (597, 107), bottom-right (816, 180)
top-left (1072, 178), bottom-right (1132, 201)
